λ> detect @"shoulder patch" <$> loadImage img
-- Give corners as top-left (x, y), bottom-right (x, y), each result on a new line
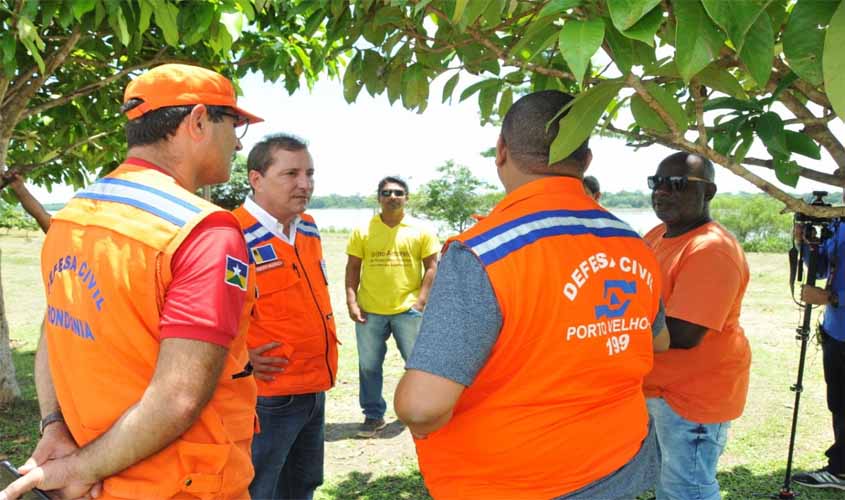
top-left (225, 255), bottom-right (248, 291)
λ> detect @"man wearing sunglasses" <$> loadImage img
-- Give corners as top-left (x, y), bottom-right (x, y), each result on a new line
top-left (394, 90), bottom-right (669, 499)
top-left (643, 152), bottom-right (751, 500)
top-left (345, 176), bottom-right (440, 437)
top-left (1, 64), bottom-right (262, 500)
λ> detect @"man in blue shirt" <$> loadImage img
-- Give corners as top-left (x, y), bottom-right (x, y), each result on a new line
top-left (794, 216), bottom-right (845, 491)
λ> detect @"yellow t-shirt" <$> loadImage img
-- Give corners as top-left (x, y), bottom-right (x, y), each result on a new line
top-left (346, 214), bottom-right (441, 315)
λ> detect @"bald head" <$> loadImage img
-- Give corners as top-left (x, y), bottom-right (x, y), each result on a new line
top-left (659, 152), bottom-right (715, 183)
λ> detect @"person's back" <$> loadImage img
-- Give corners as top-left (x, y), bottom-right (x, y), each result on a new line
top-left (395, 90), bottom-right (666, 500)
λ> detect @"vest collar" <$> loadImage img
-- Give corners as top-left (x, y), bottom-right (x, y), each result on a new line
top-left (491, 177), bottom-right (587, 215)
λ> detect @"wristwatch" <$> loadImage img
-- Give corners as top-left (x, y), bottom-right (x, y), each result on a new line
top-left (39, 410), bottom-right (64, 435)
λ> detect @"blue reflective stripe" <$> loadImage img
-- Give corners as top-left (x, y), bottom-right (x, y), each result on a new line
top-left (246, 232), bottom-right (274, 247)
top-left (97, 178), bottom-right (201, 214)
top-left (297, 227), bottom-right (321, 239)
top-left (243, 221), bottom-right (263, 235)
top-left (465, 209), bottom-right (618, 248)
top-left (300, 219), bottom-right (318, 229)
top-left (75, 192), bottom-right (186, 227)
top-left (474, 225), bottom-right (640, 266)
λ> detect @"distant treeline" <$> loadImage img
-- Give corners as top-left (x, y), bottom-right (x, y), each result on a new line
top-left (309, 194), bottom-right (376, 209)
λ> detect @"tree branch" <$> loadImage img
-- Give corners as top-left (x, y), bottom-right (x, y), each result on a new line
top-left (0, 131), bottom-right (112, 190)
top-left (21, 50), bottom-right (167, 121)
top-left (774, 57), bottom-right (831, 108)
top-left (627, 74), bottom-right (682, 138)
top-left (779, 89), bottom-right (845, 170)
top-left (464, 27), bottom-right (577, 81)
top-left (691, 80), bottom-right (707, 146)
top-left (742, 157), bottom-right (845, 187)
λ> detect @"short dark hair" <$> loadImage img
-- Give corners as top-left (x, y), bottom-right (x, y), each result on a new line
top-left (247, 133), bottom-right (309, 175)
top-left (122, 99), bottom-right (233, 147)
top-left (583, 175), bottom-right (600, 195)
top-left (501, 90), bottom-right (590, 173)
top-left (377, 176), bottom-right (409, 195)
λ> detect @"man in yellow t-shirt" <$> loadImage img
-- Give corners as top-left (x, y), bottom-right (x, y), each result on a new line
top-left (345, 176), bottom-right (440, 437)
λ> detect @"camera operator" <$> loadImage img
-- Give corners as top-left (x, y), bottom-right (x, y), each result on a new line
top-left (793, 196), bottom-right (845, 490)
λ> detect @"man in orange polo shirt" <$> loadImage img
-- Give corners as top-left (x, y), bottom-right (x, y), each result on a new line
top-left (232, 133), bottom-right (338, 500)
top-left (394, 90), bottom-right (670, 499)
top-left (1, 64), bottom-right (262, 500)
top-left (643, 152), bottom-right (751, 500)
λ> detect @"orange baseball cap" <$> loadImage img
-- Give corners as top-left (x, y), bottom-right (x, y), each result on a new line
top-left (123, 63), bottom-right (263, 124)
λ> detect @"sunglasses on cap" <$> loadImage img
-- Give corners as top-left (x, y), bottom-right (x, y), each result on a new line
top-left (380, 189), bottom-right (406, 197)
top-left (218, 110), bottom-right (250, 140)
top-left (647, 175), bottom-right (711, 191)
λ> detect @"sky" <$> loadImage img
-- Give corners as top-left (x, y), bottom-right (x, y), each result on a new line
top-left (27, 69), bottom-right (844, 203)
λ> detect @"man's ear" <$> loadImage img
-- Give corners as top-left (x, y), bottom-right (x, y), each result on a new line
top-left (582, 149), bottom-right (593, 170)
top-left (248, 169), bottom-right (262, 192)
top-left (495, 135), bottom-right (507, 168)
top-left (704, 182), bottom-right (717, 200)
top-left (185, 104), bottom-right (209, 141)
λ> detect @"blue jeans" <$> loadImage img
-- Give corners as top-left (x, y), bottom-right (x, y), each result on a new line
top-left (647, 397), bottom-right (731, 500)
top-left (558, 417), bottom-right (660, 499)
top-left (355, 308), bottom-right (422, 419)
top-left (249, 392), bottom-right (325, 500)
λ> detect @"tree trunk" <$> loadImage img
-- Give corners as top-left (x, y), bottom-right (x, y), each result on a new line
top-left (0, 248), bottom-right (21, 406)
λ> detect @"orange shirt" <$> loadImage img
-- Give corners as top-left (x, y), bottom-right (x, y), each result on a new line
top-left (415, 177), bottom-right (662, 499)
top-left (643, 221), bottom-right (751, 423)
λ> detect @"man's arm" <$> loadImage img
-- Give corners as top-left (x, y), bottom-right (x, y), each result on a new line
top-left (666, 317), bottom-right (708, 349)
top-left (653, 328), bottom-right (670, 352)
top-left (2, 339), bottom-right (227, 500)
top-left (345, 255), bottom-right (366, 323)
top-left (395, 370), bottom-right (463, 438)
top-left (9, 176), bottom-right (51, 233)
top-left (412, 253), bottom-right (438, 311)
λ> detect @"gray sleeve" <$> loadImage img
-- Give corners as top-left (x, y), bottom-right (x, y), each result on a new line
top-left (652, 299), bottom-right (666, 337)
top-left (406, 242), bottom-right (503, 386)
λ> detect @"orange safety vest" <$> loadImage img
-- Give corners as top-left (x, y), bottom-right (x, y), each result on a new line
top-left (413, 177), bottom-right (662, 500)
top-left (42, 163), bottom-right (258, 500)
top-left (232, 207), bottom-right (338, 397)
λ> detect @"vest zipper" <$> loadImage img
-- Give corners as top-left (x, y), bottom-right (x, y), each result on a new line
top-left (293, 245), bottom-right (335, 387)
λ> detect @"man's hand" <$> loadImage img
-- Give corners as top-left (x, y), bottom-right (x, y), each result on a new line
top-left (1, 453), bottom-right (101, 500)
top-left (801, 285), bottom-right (831, 305)
top-left (347, 302), bottom-right (367, 323)
top-left (794, 223), bottom-right (805, 243)
top-left (19, 422), bottom-right (78, 474)
top-left (248, 342), bottom-right (289, 382)
top-left (410, 302), bottom-right (425, 314)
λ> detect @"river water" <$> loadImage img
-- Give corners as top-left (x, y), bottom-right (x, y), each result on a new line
top-left (309, 207), bottom-right (661, 236)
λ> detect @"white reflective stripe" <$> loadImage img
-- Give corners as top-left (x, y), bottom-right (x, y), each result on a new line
top-left (470, 215), bottom-right (634, 257)
top-left (297, 224), bottom-right (320, 237)
top-left (80, 182), bottom-right (199, 224)
top-left (244, 225), bottom-right (271, 244)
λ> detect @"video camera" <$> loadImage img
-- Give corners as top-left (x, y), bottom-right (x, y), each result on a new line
top-left (794, 191), bottom-right (836, 245)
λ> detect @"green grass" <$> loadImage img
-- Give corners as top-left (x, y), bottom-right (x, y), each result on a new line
top-left (1, 232), bottom-right (843, 499)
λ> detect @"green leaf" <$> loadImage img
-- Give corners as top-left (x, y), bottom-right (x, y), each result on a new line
top-left (458, 0), bottom-right (493, 30)
top-left (442, 73), bottom-right (460, 104)
top-left (604, 19), bottom-right (654, 74)
top-left (733, 125), bottom-right (754, 163)
top-left (17, 17), bottom-right (44, 73)
top-left (402, 64), bottom-right (429, 109)
top-left (139, 0), bottom-right (153, 33)
top-left (387, 65), bottom-right (404, 105)
top-left (785, 130), bottom-right (822, 160)
top-left (607, 0), bottom-right (661, 31)
top-left (697, 65), bottom-right (749, 99)
top-left (362, 51), bottom-right (385, 96)
top-left (152, 0), bottom-right (180, 46)
top-left (478, 82), bottom-right (500, 122)
top-left (756, 111), bottom-right (789, 156)
top-left (72, 0), bottom-right (97, 20)
top-left (672, 0), bottom-right (725, 83)
top-left (499, 87), bottom-right (514, 117)
top-left (482, 0), bottom-right (507, 26)
top-left (701, 0), bottom-right (768, 53)
top-left (620, 6), bottom-right (663, 47)
top-left (632, 82), bottom-right (688, 133)
top-left (739, 11), bottom-right (774, 87)
top-left (221, 12), bottom-right (245, 43)
top-left (538, 0), bottom-right (582, 19)
top-left (703, 96), bottom-right (763, 112)
top-left (783, 0), bottom-right (838, 87)
top-left (452, 0), bottom-right (468, 24)
top-left (343, 54), bottom-right (363, 103)
top-left (114, 6), bottom-right (131, 46)
top-left (459, 78), bottom-right (498, 102)
top-left (511, 17), bottom-right (559, 61)
top-left (550, 81), bottom-right (624, 163)
top-left (774, 155), bottom-right (800, 187)
top-left (558, 18), bottom-right (605, 87)
top-left (824, 0), bottom-right (845, 121)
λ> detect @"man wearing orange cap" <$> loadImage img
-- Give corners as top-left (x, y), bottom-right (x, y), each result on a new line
top-left (1, 63), bottom-right (262, 500)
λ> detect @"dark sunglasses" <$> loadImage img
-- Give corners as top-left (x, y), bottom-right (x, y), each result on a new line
top-left (380, 189), bottom-right (406, 197)
top-left (218, 111), bottom-right (249, 140)
top-left (647, 175), bottom-right (711, 191)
